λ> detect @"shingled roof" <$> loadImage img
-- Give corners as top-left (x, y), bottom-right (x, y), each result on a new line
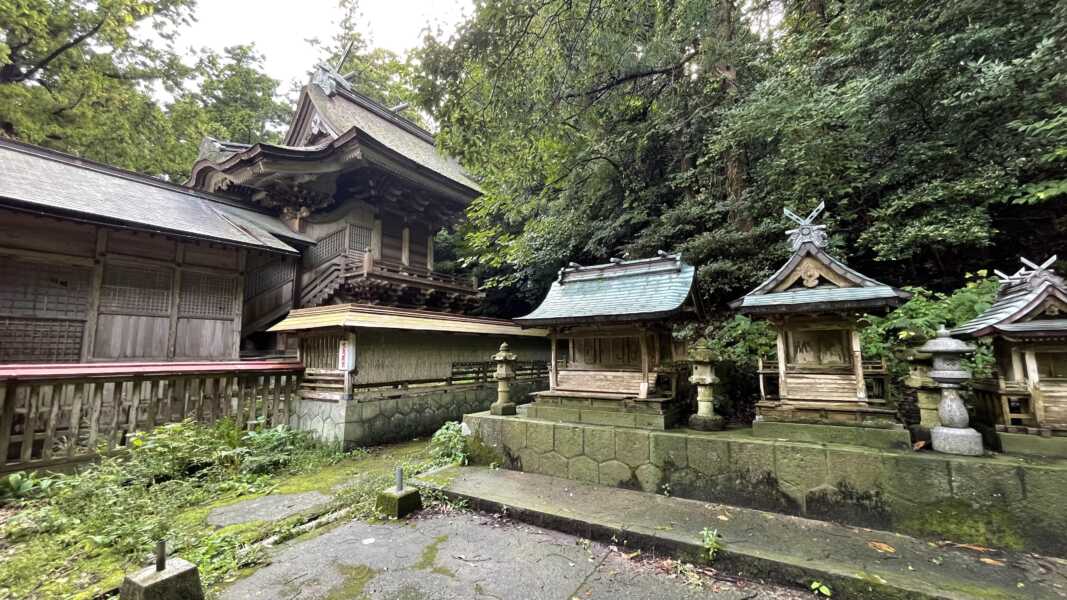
top-left (514, 254), bottom-right (699, 326)
top-left (732, 204), bottom-right (908, 315)
top-left (953, 257), bottom-right (1067, 339)
top-left (0, 139), bottom-right (308, 253)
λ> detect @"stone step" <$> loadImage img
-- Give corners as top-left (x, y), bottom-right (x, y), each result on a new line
top-left (416, 466), bottom-right (1067, 600)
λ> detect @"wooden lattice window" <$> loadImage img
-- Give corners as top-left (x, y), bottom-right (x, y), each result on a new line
top-left (0, 260), bottom-right (91, 319)
top-left (304, 229), bottom-right (345, 268)
top-left (180, 271), bottom-right (237, 319)
top-left (245, 258), bottom-right (296, 299)
top-left (348, 224), bottom-right (373, 252)
top-left (0, 317), bottom-right (84, 362)
top-left (100, 264), bottom-right (173, 315)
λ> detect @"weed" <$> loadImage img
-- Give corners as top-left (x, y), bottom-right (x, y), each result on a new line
top-left (701, 527), bottom-right (723, 562)
top-left (0, 471), bottom-right (55, 504)
top-left (810, 580), bottom-right (833, 597)
top-left (429, 421), bottom-right (469, 466)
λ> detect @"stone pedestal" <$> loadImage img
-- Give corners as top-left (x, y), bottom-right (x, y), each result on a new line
top-left (375, 486), bottom-right (422, 519)
top-left (490, 342), bottom-right (518, 416)
top-left (687, 340), bottom-right (725, 431)
top-left (119, 557), bottom-right (204, 600)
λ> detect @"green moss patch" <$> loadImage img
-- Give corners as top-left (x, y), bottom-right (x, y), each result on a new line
top-left (324, 563), bottom-right (378, 600)
top-left (897, 499), bottom-right (1025, 550)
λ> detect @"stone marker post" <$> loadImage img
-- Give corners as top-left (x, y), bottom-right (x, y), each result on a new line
top-left (119, 540), bottom-right (205, 600)
top-left (490, 342), bottom-right (518, 416)
top-left (917, 326), bottom-right (983, 456)
top-left (688, 339), bottom-right (725, 431)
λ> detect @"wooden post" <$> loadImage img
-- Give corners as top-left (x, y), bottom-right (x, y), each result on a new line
top-left (82, 228), bottom-right (108, 361)
top-left (757, 357), bottom-right (767, 401)
top-left (401, 226), bottom-right (410, 266)
top-left (0, 382), bottom-right (16, 467)
top-left (775, 329), bottom-right (789, 402)
top-left (549, 334), bottom-right (558, 390)
top-left (167, 245), bottom-right (185, 359)
top-left (1011, 347), bottom-right (1026, 383)
top-left (1024, 350), bottom-right (1045, 425)
top-left (22, 385), bottom-right (41, 463)
top-left (639, 332), bottom-right (650, 399)
top-left (233, 249), bottom-right (247, 358)
top-left (107, 382), bottom-right (122, 452)
top-left (87, 382), bottom-right (104, 450)
top-left (42, 385), bottom-right (62, 460)
top-left (851, 329), bottom-right (867, 403)
top-left (426, 234), bottom-right (434, 271)
top-left (66, 383), bottom-right (85, 457)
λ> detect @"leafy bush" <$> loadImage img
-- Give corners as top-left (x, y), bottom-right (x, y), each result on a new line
top-left (429, 421), bottom-right (469, 466)
top-left (0, 472), bottom-right (55, 504)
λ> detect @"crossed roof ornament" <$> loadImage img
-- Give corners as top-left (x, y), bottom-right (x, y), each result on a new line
top-left (784, 201), bottom-right (828, 250)
top-left (994, 256), bottom-right (1060, 287)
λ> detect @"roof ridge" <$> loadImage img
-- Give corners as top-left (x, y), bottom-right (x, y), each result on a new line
top-left (0, 138), bottom-right (277, 216)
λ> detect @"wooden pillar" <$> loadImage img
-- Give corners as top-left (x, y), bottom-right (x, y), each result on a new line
top-left (851, 328), bottom-right (867, 403)
top-left (81, 228), bottom-right (108, 361)
top-left (549, 334), bottom-right (558, 390)
top-left (775, 329), bottom-right (789, 402)
top-left (233, 248), bottom-right (247, 359)
top-left (427, 234), bottom-right (434, 271)
top-left (371, 218), bottom-right (383, 259)
top-left (167, 245), bottom-right (185, 359)
top-left (1024, 350), bottom-right (1045, 425)
top-left (639, 332), bottom-right (650, 399)
top-left (757, 357), bottom-right (767, 401)
top-left (1011, 347), bottom-right (1026, 383)
top-left (401, 226), bottom-right (410, 266)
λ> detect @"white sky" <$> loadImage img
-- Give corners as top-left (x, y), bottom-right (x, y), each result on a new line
top-left (171, 0), bottom-right (472, 93)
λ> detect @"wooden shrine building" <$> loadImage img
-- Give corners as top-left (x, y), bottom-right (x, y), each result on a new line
top-left (514, 253), bottom-right (700, 429)
top-left (731, 204), bottom-right (909, 426)
top-left (0, 139), bottom-right (308, 363)
top-left (953, 256), bottom-right (1067, 435)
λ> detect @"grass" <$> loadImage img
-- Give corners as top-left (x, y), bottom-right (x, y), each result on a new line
top-left (0, 422), bottom-right (437, 600)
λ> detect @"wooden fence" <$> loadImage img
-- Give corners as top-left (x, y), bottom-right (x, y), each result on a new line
top-left (0, 360), bottom-right (303, 473)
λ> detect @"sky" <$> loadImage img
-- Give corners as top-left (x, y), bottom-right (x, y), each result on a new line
top-left (171, 0), bottom-right (472, 92)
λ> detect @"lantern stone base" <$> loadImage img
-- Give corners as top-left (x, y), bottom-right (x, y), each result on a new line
top-left (931, 426), bottom-right (984, 456)
top-left (375, 486), bottom-right (422, 519)
top-left (490, 402), bottom-right (517, 416)
top-left (119, 557), bottom-right (204, 600)
top-left (688, 413), bottom-right (725, 431)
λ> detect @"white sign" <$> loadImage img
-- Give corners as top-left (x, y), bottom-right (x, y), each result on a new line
top-left (337, 337), bottom-right (356, 371)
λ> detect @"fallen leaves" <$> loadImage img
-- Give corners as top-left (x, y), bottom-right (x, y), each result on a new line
top-left (979, 557), bottom-right (1006, 566)
top-left (868, 541), bottom-right (897, 554)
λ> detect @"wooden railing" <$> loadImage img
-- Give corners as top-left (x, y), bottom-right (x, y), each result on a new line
top-left (0, 360), bottom-right (303, 473)
top-left (345, 251), bottom-right (479, 294)
top-left (449, 361), bottom-right (549, 384)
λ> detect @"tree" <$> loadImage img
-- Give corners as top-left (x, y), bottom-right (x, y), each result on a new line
top-left (414, 0), bottom-right (1067, 317)
top-left (0, 0), bottom-right (196, 175)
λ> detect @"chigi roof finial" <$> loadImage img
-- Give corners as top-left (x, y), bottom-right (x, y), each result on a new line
top-left (783, 201), bottom-right (827, 250)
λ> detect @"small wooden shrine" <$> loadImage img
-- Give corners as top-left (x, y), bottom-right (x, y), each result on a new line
top-left (953, 256), bottom-right (1067, 434)
top-left (514, 253), bottom-right (701, 429)
top-left (731, 204), bottom-right (909, 426)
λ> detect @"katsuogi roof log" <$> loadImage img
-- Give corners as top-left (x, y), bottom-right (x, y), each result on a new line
top-left (731, 203), bottom-right (909, 315)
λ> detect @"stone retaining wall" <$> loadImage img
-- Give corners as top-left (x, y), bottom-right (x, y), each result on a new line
top-left (464, 412), bottom-right (1067, 558)
top-left (291, 379), bottom-right (547, 448)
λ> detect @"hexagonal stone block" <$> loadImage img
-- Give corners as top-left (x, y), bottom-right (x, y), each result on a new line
top-left (568, 456), bottom-right (598, 483)
top-left (539, 451), bottom-right (569, 478)
top-left (687, 436), bottom-right (729, 476)
top-left (380, 399), bottom-right (398, 418)
top-left (584, 426), bottom-right (615, 462)
top-left (598, 460), bottom-right (634, 488)
top-left (501, 419), bottom-right (527, 450)
top-left (727, 439), bottom-right (775, 477)
top-left (527, 421), bottom-right (555, 452)
top-left (650, 432), bottom-right (688, 469)
top-left (774, 443), bottom-right (828, 492)
top-left (615, 429), bottom-right (650, 468)
top-left (635, 463), bottom-right (665, 493)
top-left (516, 448), bottom-right (541, 473)
top-left (554, 424), bottom-right (584, 458)
top-left (827, 448), bottom-right (884, 492)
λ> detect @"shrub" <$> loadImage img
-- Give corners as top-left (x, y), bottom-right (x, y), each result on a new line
top-left (429, 421), bottom-right (469, 466)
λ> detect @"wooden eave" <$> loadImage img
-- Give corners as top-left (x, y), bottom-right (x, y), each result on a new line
top-left (269, 304), bottom-right (548, 337)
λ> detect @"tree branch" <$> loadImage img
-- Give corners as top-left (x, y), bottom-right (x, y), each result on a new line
top-left (9, 15), bottom-right (109, 83)
top-left (564, 48), bottom-right (699, 100)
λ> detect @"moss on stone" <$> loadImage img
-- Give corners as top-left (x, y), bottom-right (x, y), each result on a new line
top-left (465, 435), bottom-right (505, 466)
top-left (897, 499), bottom-right (1025, 550)
top-left (324, 563), bottom-right (378, 600)
top-left (414, 534), bottom-right (450, 571)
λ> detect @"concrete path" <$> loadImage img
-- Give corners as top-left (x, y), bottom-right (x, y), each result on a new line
top-left (221, 511), bottom-right (806, 599)
top-left (207, 491), bottom-right (332, 527)
top-left (420, 466), bottom-right (1067, 600)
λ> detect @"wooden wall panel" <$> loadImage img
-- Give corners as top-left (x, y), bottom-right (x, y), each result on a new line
top-left (93, 314), bottom-right (170, 359)
top-left (409, 223), bottom-right (428, 268)
top-left (785, 373), bottom-right (859, 402)
top-left (184, 243), bottom-right (238, 270)
top-left (174, 318), bottom-right (234, 358)
top-left (107, 230), bottom-right (176, 261)
top-left (380, 217), bottom-right (404, 262)
top-left (0, 209), bottom-right (96, 257)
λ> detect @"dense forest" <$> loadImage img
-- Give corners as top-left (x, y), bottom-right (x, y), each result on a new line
top-left (3, 0), bottom-right (1065, 332)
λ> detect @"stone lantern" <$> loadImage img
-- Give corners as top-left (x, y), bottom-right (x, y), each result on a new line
top-left (687, 339), bottom-right (725, 431)
top-left (490, 342), bottom-right (518, 416)
top-left (917, 326), bottom-right (982, 455)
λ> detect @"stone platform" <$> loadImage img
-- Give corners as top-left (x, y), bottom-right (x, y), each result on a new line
top-left (419, 466), bottom-right (1067, 600)
top-left (998, 431), bottom-right (1067, 459)
top-left (524, 390), bottom-right (686, 430)
top-left (464, 411), bottom-right (1067, 558)
top-left (752, 420), bottom-right (912, 451)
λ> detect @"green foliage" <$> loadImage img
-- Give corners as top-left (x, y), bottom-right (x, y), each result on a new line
top-left (415, 0), bottom-right (1067, 316)
top-left (810, 580), bottom-right (833, 597)
top-left (429, 421), bottom-right (469, 466)
top-left (701, 315), bottom-right (777, 367)
top-left (0, 471), bottom-right (55, 504)
top-left (0, 419), bottom-right (344, 596)
top-left (700, 527), bottom-right (723, 562)
top-left (861, 275), bottom-right (1000, 377)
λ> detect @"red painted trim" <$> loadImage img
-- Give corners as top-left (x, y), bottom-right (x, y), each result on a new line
top-left (0, 360), bottom-right (303, 382)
